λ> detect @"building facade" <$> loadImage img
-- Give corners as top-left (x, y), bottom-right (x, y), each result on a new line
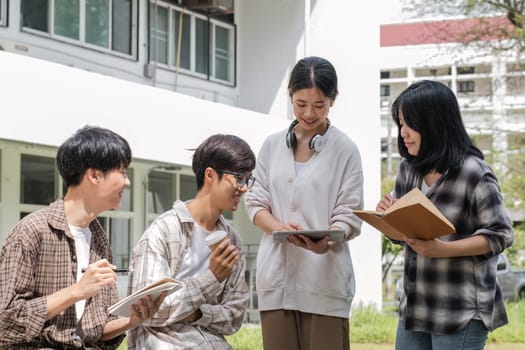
top-left (380, 17), bottom-right (525, 222)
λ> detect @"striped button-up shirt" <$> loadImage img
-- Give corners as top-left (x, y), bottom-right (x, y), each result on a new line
top-left (394, 156), bottom-right (514, 334)
top-left (0, 199), bottom-right (123, 349)
top-left (127, 200), bottom-right (248, 350)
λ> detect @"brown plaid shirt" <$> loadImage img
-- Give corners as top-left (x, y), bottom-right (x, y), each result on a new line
top-left (0, 199), bottom-right (124, 349)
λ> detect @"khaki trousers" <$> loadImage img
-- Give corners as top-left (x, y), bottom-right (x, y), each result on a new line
top-left (260, 309), bottom-right (350, 350)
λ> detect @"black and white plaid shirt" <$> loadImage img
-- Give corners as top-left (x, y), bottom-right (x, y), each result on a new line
top-left (394, 156), bottom-right (514, 334)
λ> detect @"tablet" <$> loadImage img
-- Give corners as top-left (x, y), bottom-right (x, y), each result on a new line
top-left (272, 229), bottom-right (345, 243)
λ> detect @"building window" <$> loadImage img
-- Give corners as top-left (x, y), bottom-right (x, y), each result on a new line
top-left (98, 216), bottom-right (131, 269)
top-left (458, 81), bottom-right (475, 93)
top-left (20, 154), bottom-right (56, 205)
top-left (380, 85), bottom-right (390, 97)
top-left (21, 0), bottom-right (136, 56)
top-left (0, 0), bottom-right (7, 26)
top-left (458, 66), bottom-right (475, 75)
top-left (117, 168), bottom-right (133, 211)
top-left (380, 71), bottom-right (390, 79)
top-left (145, 169), bottom-right (198, 225)
top-left (149, 1), bottom-right (236, 85)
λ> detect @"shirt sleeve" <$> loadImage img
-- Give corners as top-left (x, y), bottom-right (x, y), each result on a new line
top-left (331, 143), bottom-right (364, 240)
top-left (472, 173), bottom-right (514, 258)
top-left (0, 236), bottom-right (48, 346)
top-left (244, 136), bottom-right (272, 222)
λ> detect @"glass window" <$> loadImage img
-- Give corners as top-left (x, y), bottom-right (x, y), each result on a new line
top-left (54, 0), bottom-right (80, 40)
top-left (179, 174), bottom-right (196, 201)
top-left (20, 155), bottom-right (56, 205)
top-left (458, 81), bottom-right (475, 93)
top-left (117, 168), bottom-right (133, 211)
top-left (0, 0), bottom-right (7, 26)
top-left (214, 25), bottom-right (230, 81)
top-left (108, 218), bottom-right (131, 268)
top-left (458, 66), bottom-right (475, 75)
top-left (380, 85), bottom-right (390, 97)
top-left (148, 2), bottom-right (235, 84)
top-left (148, 171), bottom-right (174, 214)
top-left (149, 3), bottom-right (168, 64)
top-left (195, 18), bottom-right (209, 75)
top-left (22, 0), bottom-right (49, 31)
top-left (85, 0), bottom-right (109, 48)
top-left (172, 10), bottom-right (191, 70)
top-left (21, 0), bottom-right (135, 56)
top-left (112, 0), bottom-right (132, 54)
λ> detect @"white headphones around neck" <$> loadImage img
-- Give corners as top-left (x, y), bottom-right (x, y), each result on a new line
top-left (285, 119), bottom-right (330, 153)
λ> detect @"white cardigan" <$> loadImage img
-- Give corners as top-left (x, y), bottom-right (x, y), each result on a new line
top-left (244, 125), bottom-right (364, 318)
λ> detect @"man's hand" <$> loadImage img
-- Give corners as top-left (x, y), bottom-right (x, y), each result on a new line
top-left (101, 292), bottom-right (167, 341)
top-left (128, 292), bottom-right (167, 328)
top-left (209, 238), bottom-right (239, 282)
top-left (73, 259), bottom-right (117, 300)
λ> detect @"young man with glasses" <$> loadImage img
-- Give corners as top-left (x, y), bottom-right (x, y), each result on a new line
top-left (127, 134), bottom-right (256, 349)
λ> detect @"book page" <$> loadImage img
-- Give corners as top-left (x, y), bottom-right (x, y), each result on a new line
top-left (108, 277), bottom-right (183, 318)
top-left (352, 211), bottom-right (406, 241)
top-left (386, 188), bottom-right (453, 228)
top-left (384, 204), bottom-right (455, 239)
top-left (354, 188), bottom-right (455, 240)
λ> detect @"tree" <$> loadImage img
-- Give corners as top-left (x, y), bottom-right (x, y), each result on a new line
top-left (402, 0), bottom-right (525, 54)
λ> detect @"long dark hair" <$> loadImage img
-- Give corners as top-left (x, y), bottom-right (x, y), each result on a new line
top-left (391, 80), bottom-right (483, 175)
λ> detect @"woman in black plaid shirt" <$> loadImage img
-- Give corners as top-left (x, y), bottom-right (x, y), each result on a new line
top-left (377, 80), bottom-right (514, 350)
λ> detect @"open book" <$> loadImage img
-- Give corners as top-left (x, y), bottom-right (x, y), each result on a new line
top-left (353, 188), bottom-right (455, 241)
top-left (108, 277), bottom-right (184, 318)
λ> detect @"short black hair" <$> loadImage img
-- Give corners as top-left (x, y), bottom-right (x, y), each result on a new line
top-left (288, 56), bottom-right (338, 101)
top-left (57, 125), bottom-right (132, 187)
top-left (391, 80), bottom-right (483, 175)
top-left (192, 134), bottom-right (256, 190)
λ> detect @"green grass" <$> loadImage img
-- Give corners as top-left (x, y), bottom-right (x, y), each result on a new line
top-left (488, 301), bottom-right (525, 343)
top-left (118, 301), bottom-right (525, 349)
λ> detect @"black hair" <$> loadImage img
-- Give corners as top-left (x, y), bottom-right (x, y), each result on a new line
top-left (391, 80), bottom-right (483, 175)
top-left (57, 125), bottom-right (132, 187)
top-left (288, 56), bottom-right (338, 101)
top-left (192, 134), bottom-right (256, 190)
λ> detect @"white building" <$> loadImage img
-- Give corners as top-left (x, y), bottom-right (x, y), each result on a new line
top-left (0, 0), bottom-right (382, 310)
top-left (380, 16), bottom-right (525, 222)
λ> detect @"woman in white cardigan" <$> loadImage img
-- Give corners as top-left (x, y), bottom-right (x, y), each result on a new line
top-left (244, 56), bottom-right (364, 350)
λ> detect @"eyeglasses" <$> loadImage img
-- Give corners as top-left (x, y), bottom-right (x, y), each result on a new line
top-left (219, 170), bottom-right (256, 189)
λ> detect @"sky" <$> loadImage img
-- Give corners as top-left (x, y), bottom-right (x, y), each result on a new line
top-left (379, 0), bottom-right (405, 23)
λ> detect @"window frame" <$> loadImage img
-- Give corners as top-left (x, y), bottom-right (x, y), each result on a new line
top-left (458, 80), bottom-right (475, 93)
top-left (20, 0), bottom-right (138, 59)
top-left (209, 18), bottom-right (235, 84)
top-left (0, 0), bottom-right (7, 27)
top-left (148, 0), bottom-right (236, 86)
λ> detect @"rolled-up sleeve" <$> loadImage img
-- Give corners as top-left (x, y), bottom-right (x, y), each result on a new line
top-left (0, 239), bottom-right (48, 346)
top-left (472, 174), bottom-right (514, 257)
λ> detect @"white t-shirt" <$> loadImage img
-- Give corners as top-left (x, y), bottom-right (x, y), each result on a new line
top-left (69, 225), bottom-right (92, 321)
top-left (176, 224), bottom-right (211, 280)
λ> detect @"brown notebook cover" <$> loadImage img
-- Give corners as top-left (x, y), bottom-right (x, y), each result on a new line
top-left (353, 188), bottom-right (455, 241)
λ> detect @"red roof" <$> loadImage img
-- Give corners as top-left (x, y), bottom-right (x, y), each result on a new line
top-left (380, 16), bottom-right (513, 47)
